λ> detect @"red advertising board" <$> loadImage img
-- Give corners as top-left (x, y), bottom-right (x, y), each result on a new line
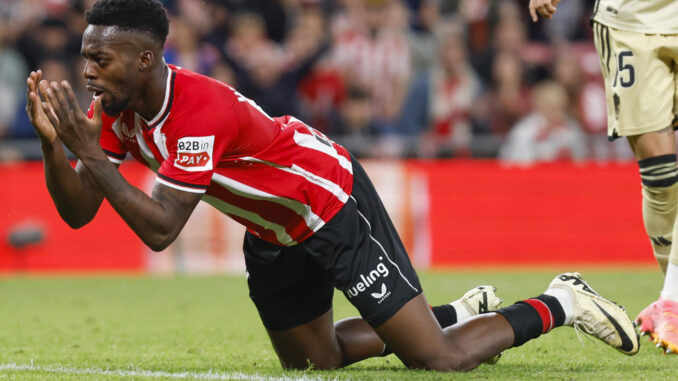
top-left (0, 160), bottom-right (652, 273)
top-left (414, 160), bottom-right (649, 267)
top-left (1, 161), bottom-right (146, 272)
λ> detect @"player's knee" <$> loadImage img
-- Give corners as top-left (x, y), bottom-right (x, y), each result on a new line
top-left (639, 154), bottom-right (678, 202)
top-left (278, 352), bottom-right (343, 370)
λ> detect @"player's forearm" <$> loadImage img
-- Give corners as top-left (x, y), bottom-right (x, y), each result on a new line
top-left (41, 140), bottom-right (103, 228)
top-left (78, 151), bottom-right (182, 251)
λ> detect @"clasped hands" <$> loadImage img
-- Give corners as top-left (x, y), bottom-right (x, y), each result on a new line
top-left (26, 70), bottom-right (104, 160)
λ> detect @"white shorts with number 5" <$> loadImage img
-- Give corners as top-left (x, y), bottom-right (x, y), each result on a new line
top-left (593, 22), bottom-right (678, 139)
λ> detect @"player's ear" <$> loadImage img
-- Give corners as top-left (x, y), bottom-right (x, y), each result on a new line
top-left (138, 50), bottom-right (154, 72)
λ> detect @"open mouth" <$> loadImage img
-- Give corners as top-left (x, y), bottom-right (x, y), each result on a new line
top-left (86, 85), bottom-right (105, 97)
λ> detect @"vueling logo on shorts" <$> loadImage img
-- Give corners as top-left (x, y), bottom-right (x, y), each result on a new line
top-left (347, 257), bottom-right (392, 304)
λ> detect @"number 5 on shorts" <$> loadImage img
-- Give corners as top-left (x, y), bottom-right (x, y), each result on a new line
top-left (614, 51), bottom-right (635, 88)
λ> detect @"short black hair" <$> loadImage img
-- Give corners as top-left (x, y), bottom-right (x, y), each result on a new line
top-left (85, 0), bottom-right (170, 45)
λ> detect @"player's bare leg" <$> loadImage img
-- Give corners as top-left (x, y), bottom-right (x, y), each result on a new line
top-left (266, 308), bottom-right (379, 369)
top-left (375, 273), bottom-right (638, 371)
top-left (266, 298), bottom-right (508, 370)
top-left (266, 296), bottom-right (514, 371)
top-left (374, 294), bottom-right (512, 371)
top-left (266, 285), bottom-right (502, 369)
top-left (267, 274), bottom-right (638, 371)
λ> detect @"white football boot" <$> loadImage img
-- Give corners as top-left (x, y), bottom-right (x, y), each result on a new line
top-left (453, 285), bottom-right (503, 317)
top-left (547, 272), bottom-right (639, 355)
top-left (451, 285), bottom-right (503, 364)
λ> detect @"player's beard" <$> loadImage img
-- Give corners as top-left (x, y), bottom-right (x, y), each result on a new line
top-left (101, 93), bottom-right (130, 116)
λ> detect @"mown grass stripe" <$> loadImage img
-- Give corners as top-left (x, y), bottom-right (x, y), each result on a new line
top-left (0, 363), bottom-right (336, 381)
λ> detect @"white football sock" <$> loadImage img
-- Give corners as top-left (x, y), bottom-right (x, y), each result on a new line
top-left (450, 299), bottom-right (473, 323)
top-left (544, 287), bottom-right (574, 325)
top-left (661, 262), bottom-right (678, 302)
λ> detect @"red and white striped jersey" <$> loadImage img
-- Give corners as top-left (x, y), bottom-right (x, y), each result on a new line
top-left (94, 64), bottom-right (353, 246)
top-left (330, 29), bottom-right (410, 119)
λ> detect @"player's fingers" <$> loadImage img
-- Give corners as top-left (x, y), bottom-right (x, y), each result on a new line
top-left (38, 80), bottom-right (54, 110)
top-left (41, 99), bottom-right (60, 128)
top-left (43, 100), bottom-right (59, 125)
top-left (26, 77), bottom-right (33, 104)
top-left (537, 5), bottom-right (553, 18)
top-left (91, 95), bottom-right (103, 124)
top-left (27, 75), bottom-right (35, 94)
top-left (43, 81), bottom-right (69, 124)
top-left (26, 88), bottom-right (36, 120)
top-left (529, 6), bottom-right (538, 22)
top-left (51, 81), bottom-right (71, 111)
top-left (30, 71), bottom-right (42, 92)
top-left (62, 81), bottom-right (85, 117)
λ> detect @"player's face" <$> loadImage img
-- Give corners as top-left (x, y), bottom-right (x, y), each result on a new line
top-left (81, 25), bottom-right (139, 115)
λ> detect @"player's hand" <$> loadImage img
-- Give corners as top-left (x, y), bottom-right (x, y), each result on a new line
top-left (528, 0), bottom-right (561, 22)
top-left (39, 79), bottom-right (104, 159)
top-left (26, 70), bottom-right (59, 145)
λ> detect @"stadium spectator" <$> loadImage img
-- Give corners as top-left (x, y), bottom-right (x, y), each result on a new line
top-left (27, 0), bottom-right (639, 372)
top-left (426, 22), bottom-right (481, 157)
top-left (405, 0), bottom-right (440, 77)
top-left (499, 80), bottom-right (586, 164)
top-left (164, 16), bottom-right (221, 75)
top-left (0, 20), bottom-right (28, 138)
top-left (473, 50), bottom-right (532, 143)
top-left (223, 14), bottom-right (328, 118)
top-left (330, 0), bottom-right (411, 135)
top-left (399, 21), bottom-right (481, 158)
top-left (16, 17), bottom-right (80, 71)
top-left (331, 86), bottom-right (378, 158)
top-left (0, 0), bottom-right (635, 164)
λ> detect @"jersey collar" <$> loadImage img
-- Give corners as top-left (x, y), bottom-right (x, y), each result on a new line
top-left (141, 65), bottom-right (175, 130)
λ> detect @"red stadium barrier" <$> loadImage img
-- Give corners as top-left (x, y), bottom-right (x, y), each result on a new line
top-left (410, 161), bottom-right (651, 267)
top-left (0, 161), bottom-right (146, 272)
top-left (0, 160), bottom-right (653, 273)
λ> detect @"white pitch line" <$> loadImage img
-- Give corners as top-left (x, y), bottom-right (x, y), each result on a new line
top-left (0, 362), bottom-right (339, 381)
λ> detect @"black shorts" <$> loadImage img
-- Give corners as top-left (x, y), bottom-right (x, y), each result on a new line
top-left (244, 157), bottom-right (423, 331)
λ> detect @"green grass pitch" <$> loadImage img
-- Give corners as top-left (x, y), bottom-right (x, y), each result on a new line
top-left (2, 269), bottom-right (678, 380)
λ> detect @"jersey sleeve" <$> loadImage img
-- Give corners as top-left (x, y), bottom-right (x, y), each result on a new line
top-left (156, 110), bottom-right (237, 194)
top-left (89, 101), bottom-right (127, 164)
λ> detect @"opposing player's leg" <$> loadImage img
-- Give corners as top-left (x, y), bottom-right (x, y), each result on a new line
top-left (627, 130), bottom-right (678, 274)
top-left (594, 22), bottom-right (678, 273)
top-left (645, 212), bottom-right (678, 353)
top-left (623, 134), bottom-right (678, 352)
top-left (593, 23), bottom-right (678, 351)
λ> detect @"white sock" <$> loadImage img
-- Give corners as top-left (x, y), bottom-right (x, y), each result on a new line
top-left (661, 262), bottom-right (678, 302)
top-left (450, 300), bottom-right (473, 323)
top-left (544, 288), bottom-right (574, 326)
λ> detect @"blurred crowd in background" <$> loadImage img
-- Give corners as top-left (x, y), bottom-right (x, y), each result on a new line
top-left (0, 0), bottom-right (634, 163)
